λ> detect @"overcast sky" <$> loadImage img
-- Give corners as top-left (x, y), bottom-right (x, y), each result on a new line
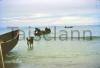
top-left (0, 0), bottom-right (100, 27)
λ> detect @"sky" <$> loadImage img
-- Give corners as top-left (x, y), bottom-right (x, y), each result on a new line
top-left (0, 0), bottom-right (100, 27)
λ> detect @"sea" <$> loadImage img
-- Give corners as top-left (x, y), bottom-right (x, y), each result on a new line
top-left (0, 25), bottom-right (100, 68)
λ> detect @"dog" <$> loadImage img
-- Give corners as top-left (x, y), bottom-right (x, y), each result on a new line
top-left (26, 37), bottom-right (34, 48)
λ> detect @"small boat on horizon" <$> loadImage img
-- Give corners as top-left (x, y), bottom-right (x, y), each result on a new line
top-left (0, 30), bottom-right (19, 57)
top-left (64, 26), bottom-right (73, 28)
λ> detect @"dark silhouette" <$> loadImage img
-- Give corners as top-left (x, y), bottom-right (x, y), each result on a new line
top-left (64, 26), bottom-right (73, 28)
top-left (45, 27), bottom-right (51, 33)
top-left (34, 28), bottom-right (41, 36)
top-left (26, 37), bottom-right (34, 49)
top-left (34, 27), bottom-right (51, 36)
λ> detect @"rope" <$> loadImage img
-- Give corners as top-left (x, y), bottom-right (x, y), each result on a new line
top-left (0, 42), bottom-right (5, 68)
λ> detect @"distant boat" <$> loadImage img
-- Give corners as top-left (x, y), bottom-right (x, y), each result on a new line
top-left (64, 26), bottom-right (73, 28)
top-left (0, 30), bottom-right (19, 57)
top-left (34, 27), bottom-right (51, 36)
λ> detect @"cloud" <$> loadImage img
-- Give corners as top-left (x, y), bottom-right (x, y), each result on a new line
top-left (0, 13), bottom-right (99, 27)
top-left (55, 16), bottom-right (99, 25)
top-left (0, 0), bottom-right (97, 15)
top-left (2, 0), bottom-right (95, 8)
top-left (0, 0), bottom-right (99, 27)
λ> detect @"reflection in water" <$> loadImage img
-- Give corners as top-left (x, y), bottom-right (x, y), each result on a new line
top-left (5, 63), bottom-right (20, 68)
top-left (27, 47), bottom-right (34, 51)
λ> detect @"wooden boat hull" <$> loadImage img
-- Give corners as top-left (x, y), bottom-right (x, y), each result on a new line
top-left (0, 30), bottom-right (19, 57)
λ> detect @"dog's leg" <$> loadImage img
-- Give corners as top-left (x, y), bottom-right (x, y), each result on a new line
top-left (27, 41), bottom-right (29, 48)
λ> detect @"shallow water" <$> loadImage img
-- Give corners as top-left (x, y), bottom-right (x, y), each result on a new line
top-left (4, 38), bottom-right (100, 68)
top-left (0, 25), bottom-right (100, 68)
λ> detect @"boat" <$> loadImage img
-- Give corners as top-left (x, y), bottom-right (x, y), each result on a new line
top-left (64, 26), bottom-right (73, 28)
top-left (34, 27), bottom-right (51, 36)
top-left (0, 30), bottom-right (19, 57)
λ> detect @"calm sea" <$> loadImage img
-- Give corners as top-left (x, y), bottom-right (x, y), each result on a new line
top-left (0, 25), bottom-right (100, 68)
